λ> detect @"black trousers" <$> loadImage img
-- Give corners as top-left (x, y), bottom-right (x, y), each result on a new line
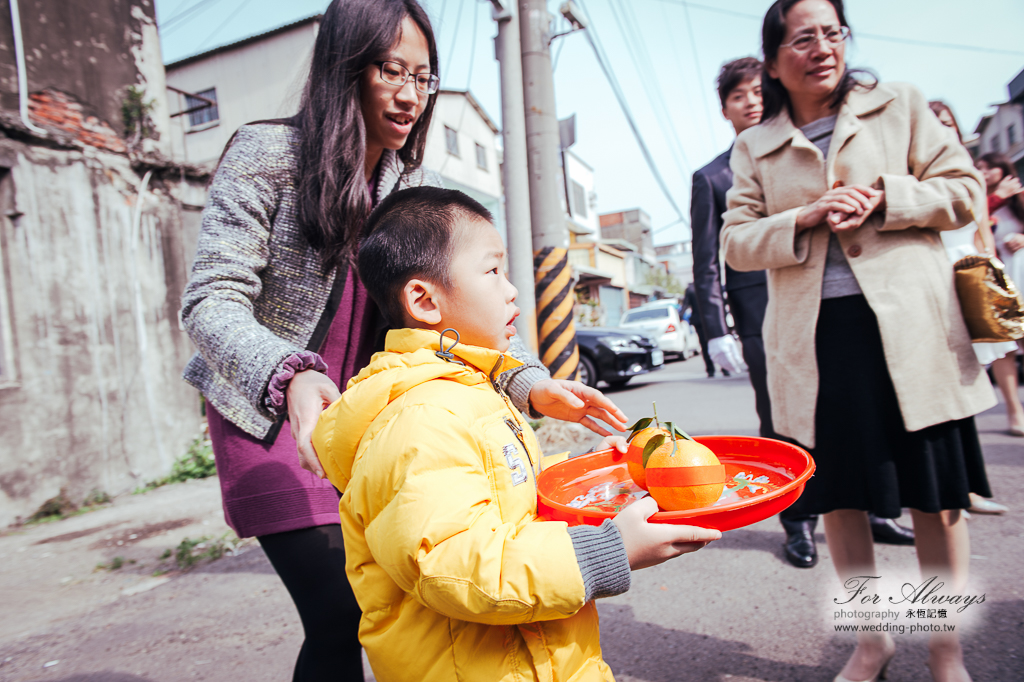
top-left (728, 283), bottom-right (816, 527)
top-left (692, 315), bottom-right (715, 375)
top-left (258, 525), bottom-right (364, 682)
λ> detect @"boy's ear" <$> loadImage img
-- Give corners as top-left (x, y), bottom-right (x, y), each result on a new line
top-left (403, 278), bottom-right (443, 326)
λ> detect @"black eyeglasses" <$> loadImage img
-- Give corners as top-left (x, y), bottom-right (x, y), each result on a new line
top-left (374, 61), bottom-right (439, 95)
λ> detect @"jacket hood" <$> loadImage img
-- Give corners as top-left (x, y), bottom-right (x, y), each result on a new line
top-left (313, 328), bottom-right (523, 492)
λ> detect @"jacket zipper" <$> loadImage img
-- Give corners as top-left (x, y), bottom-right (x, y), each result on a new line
top-left (489, 354), bottom-right (535, 468)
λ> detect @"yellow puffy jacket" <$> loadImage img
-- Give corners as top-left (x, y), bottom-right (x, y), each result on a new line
top-left (313, 329), bottom-right (614, 682)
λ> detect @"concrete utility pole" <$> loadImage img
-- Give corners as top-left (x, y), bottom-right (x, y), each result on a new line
top-left (519, 0), bottom-right (579, 380)
top-left (490, 1), bottom-right (537, 354)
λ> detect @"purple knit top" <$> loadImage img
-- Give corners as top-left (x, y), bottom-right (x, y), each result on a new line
top-left (205, 175), bottom-right (381, 538)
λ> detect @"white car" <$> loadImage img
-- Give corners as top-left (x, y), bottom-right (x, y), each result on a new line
top-left (618, 302), bottom-right (700, 359)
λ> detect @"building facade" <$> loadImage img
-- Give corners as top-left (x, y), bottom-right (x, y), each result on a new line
top-left (0, 0), bottom-right (206, 525)
top-left (971, 65), bottom-right (1024, 177)
top-left (422, 89), bottom-right (505, 241)
top-left (164, 16), bottom-right (319, 166)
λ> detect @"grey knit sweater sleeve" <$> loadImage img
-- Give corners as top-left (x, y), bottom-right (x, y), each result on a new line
top-left (181, 126), bottom-right (309, 416)
top-left (500, 334), bottom-right (550, 418)
top-left (567, 519), bottom-right (631, 600)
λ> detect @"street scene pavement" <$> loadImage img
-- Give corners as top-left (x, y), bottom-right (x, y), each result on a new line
top-left (1, 355), bottom-right (1021, 682)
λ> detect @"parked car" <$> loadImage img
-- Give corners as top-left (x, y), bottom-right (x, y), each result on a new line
top-left (574, 327), bottom-right (664, 389)
top-left (618, 301), bottom-right (699, 359)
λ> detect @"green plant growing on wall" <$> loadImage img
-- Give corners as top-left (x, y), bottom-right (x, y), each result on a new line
top-left (122, 85), bottom-right (156, 150)
top-left (135, 436), bottom-right (217, 493)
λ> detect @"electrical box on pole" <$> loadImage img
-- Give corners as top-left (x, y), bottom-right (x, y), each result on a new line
top-left (519, 0), bottom-right (579, 380)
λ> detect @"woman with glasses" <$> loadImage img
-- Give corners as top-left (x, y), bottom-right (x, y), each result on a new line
top-left (181, 1), bottom-right (626, 679)
top-left (722, 1), bottom-right (992, 681)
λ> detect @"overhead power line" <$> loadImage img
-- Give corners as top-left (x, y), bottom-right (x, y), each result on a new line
top-left (608, 0), bottom-right (696, 179)
top-left (653, 0), bottom-right (1024, 57)
top-left (678, 0), bottom-right (721, 150)
top-left (575, 1), bottom-right (687, 224)
top-left (160, 0), bottom-right (222, 34)
top-left (194, 0), bottom-right (256, 53)
top-left (446, 0), bottom-right (467, 81)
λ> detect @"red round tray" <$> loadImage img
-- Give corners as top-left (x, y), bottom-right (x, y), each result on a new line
top-left (537, 436), bottom-right (814, 531)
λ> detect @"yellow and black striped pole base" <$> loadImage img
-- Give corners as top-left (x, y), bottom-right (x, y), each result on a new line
top-left (534, 246), bottom-right (579, 380)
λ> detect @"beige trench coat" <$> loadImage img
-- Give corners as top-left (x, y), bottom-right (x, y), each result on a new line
top-left (722, 82), bottom-right (995, 448)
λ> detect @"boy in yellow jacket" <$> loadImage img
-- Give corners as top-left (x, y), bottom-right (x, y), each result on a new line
top-left (312, 187), bottom-right (720, 681)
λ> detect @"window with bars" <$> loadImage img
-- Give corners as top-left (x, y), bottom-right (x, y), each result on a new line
top-left (475, 143), bottom-right (487, 170)
top-left (571, 180), bottom-right (588, 218)
top-left (445, 126), bottom-right (459, 156)
top-left (186, 88), bottom-right (219, 129)
top-left (1009, 124), bottom-right (1018, 148)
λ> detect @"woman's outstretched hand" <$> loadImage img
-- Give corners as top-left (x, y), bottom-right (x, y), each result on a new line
top-left (612, 497), bottom-right (722, 570)
top-left (796, 185), bottom-right (884, 233)
top-left (286, 370), bottom-right (341, 479)
top-left (529, 379), bottom-right (629, 436)
top-left (994, 175), bottom-right (1023, 201)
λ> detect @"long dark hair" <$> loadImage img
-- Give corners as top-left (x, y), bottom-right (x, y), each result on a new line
top-left (760, 0), bottom-right (876, 122)
top-left (295, 0), bottom-right (438, 271)
top-left (980, 152), bottom-right (1024, 225)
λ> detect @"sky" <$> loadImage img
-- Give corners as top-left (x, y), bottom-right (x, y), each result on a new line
top-left (155, 0), bottom-right (1024, 246)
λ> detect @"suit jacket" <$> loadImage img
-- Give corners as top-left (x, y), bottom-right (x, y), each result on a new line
top-left (722, 82), bottom-right (994, 447)
top-left (690, 148), bottom-right (767, 339)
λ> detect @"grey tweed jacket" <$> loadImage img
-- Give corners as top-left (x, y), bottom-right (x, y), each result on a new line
top-left (181, 124), bottom-right (548, 440)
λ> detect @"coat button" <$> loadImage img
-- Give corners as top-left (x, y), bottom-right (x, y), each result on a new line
top-left (847, 244), bottom-right (863, 258)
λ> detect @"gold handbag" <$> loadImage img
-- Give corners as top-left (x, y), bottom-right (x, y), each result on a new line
top-left (953, 255), bottom-right (1024, 342)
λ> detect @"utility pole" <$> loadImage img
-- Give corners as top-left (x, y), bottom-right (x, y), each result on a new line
top-left (490, 0), bottom-right (537, 354)
top-left (519, 0), bottom-right (579, 380)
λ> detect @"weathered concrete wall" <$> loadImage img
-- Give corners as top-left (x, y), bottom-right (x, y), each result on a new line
top-left (0, 137), bottom-right (204, 525)
top-left (0, 0), bottom-right (170, 153)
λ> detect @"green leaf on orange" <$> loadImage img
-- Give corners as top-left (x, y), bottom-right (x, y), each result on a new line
top-left (669, 421), bottom-right (693, 441)
top-left (641, 434), bottom-right (666, 468)
top-left (625, 417), bottom-right (653, 440)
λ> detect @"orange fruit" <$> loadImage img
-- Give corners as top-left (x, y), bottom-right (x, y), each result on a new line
top-left (645, 438), bottom-right (726, 511)
top-left (626, 426), bottom-right (669, 491)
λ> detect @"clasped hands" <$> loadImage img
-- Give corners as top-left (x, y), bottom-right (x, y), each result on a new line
top-left (796, 184), bottom-right (884, 234)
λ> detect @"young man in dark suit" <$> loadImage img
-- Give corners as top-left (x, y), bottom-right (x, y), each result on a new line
top-left (689, 58), bottom-right (914, 568)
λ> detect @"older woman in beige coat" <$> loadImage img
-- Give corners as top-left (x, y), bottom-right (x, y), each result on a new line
top-left (722, 2), bottom-right (994, 681)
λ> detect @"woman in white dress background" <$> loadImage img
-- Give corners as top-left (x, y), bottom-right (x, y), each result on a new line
top-left (930, 102), bottom-right (1014, 515)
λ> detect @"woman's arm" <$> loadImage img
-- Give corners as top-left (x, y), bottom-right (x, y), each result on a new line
top-left (180, 126), bottom-right (316, 418)
top-left (878, 85), bottom-right (984, 233)
top-left (721, 136), bottom-right (812, 272)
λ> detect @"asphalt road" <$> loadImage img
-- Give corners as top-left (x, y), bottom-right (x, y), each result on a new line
top-left (1, 353), bottom-right (1021, 682)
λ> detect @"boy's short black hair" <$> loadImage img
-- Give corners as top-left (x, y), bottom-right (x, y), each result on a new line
top-left (359, 186), bottom-right (494, 325)
top-left (716, 57), bottom-right (762, 108)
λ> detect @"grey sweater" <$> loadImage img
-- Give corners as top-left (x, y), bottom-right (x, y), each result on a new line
top-left (181, 124), bottom-right (548, 439)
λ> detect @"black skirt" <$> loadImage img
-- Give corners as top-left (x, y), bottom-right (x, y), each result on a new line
top-left (794, 295), bottom-right (992, 518)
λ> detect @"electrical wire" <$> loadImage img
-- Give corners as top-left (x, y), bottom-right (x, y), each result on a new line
top-left (658, 0), bottom-right (715, 158)
top-left (446, 0), bottom-right (467, 80)
top-left (552, 17), bottom-right (568, 72)
top-left (160, 0), bottom-right (222, 34)
top-left (653, 0), bottom-right (1024, 57)
top-left (160, 0), bottom-right (211, 26)
top-left (606, 0), bottom-right (693, 181)
top-left (576, 16), bottom-right (687, 223)
top-left (465, 0), bottom-right (479, 89)
top-left (194, 0), bottom-right (256, 53)
top-left (679, 1), bottom-right (721, 150)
